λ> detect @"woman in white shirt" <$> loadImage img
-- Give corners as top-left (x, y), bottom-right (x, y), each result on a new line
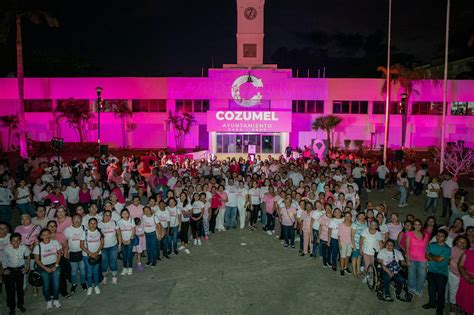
top-left (177, 192), bottom-right (192, 254)
top-left (64, 214), bottom-right (87, 293)
top-left (33, 228), bottom-right (62, 309)
top-left (80, 218), bottom-right (104, 295)
top-left (248, 181), bottom-right (261, 231)
top-left (424, 177), bottom-right (441, 215)
top-left (143, 206), bottom-right (159, 266)
top-left (190, 193), bottom-right (204, 246)
top-left (166, 198), bottom-right (181, 255)
top-left (328, 208), bottom-right (344, 271)
top-left (117, 209), bottom-right (135, 275)
top-left (98, 210), bottom-right (120, 285)
top-left (236, 181), bottom-right (249, 230)
top-left (15, 179), bottom-right (34, 217)
top-left (360, 221), bottom-right (383, 280)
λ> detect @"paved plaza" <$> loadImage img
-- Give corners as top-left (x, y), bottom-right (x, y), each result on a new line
top-left (0, 186), bottom-right (466, 314)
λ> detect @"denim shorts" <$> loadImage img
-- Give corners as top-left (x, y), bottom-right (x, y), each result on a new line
top-left (351, 248), bottom-right (360, 258)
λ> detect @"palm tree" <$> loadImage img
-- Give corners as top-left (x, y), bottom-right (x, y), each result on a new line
top-left (312, 115), bottom-right (342, 149)
top-left (111, 100), bottom-right (133, 148)
top-left (0, 115), bottom-right (19, 151)
top-left (377, 64), bottom-right (428, 148)
top-left (55, 99), bottom-right (93, 143)
top-left (0, 2), bottom-right (59, 158)
top-left (168, 111), bottom-right (196, 149)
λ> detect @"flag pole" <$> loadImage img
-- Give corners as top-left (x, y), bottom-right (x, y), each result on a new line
top-left (383, 0), bottom-right (392, 164)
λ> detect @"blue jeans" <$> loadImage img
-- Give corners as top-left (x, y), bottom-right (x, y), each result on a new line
top-left (70, 260), bottom-right (86, 286)
top-left (224, 206), bottom-right (238, 228)
top-left (377, 177), bottom-right (385, 190)
top-left (321, 240), bottom-right (330, 265)
top-left (408, 260), bottom-right (427, 294)
top-left (408, 177), bottom-right (415, 193)
top-left (0, 205), bottom-right (12, 224)
top-left (39, 266), bottom-right (60, 301)
top-left (83, 256), bottom-right (100, 287)
top-left (299, 230), bottom-right (304, 251)
top-left (282, 225), bottom-right (295, 246)
top-left (330, 238), bottom-right (339, 268)
top-left (312, 229), bottom-right (320, 257)
top-left (145, 232), bottom-right (158, 264)
top-left (17, 203), bottom-right (35, 217)
top-left (260, 203), bottom-right (267, 225)
top-left (122, 243), bottom-right (133, 268)
top-left (399, 186), bottom-right (407, 206)
top-left (168, 227), bottom-right (179, 252)
top-left (382, 270), bottom-right (404, 296)
top-left (265, 213), bottom-right (275, 231)
top-left (101, 245), bottom-right (118, 275)
top-left (425, 197), bottom-right (438, 215)
top-left (160, 235), bottom-right (169, 256)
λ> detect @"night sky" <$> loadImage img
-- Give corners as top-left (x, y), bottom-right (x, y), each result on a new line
top-left (0, 0), bottom-right (473, 77)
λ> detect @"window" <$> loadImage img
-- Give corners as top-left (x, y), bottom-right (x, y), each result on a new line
top-left (57, 99), bottom-right (90, 111)
top-left (451, 102), bottom-right (474, 116)
top-left (412, 102), bottom-right (443, 115)
top-left (373, 101), bottom-right (401, 114)
top-left (175, 99), bottom-right (209, 112)
top-left (24, 99), bottom-right (53, 112)
top-left (333, 100), bottom-right (367, 114)
top-left (291, 100), bottom-right (324, 113)
top-left (132, 99), bottom-right (166, 112)
top-left (95, 99), bottom-right (128, 112)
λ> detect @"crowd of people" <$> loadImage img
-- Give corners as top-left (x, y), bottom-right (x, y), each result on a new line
top-left (0, 150), bottom-right (473, 315)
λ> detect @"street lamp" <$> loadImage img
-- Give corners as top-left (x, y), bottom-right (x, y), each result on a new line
top-left (382, 0), bottom-right (392, 164)
top-left (440, 0), bottom-right (451, 175)
top-left (400, 92), bottom-right (408, 149)
top-left (96, 87), bottom-right (103, 159)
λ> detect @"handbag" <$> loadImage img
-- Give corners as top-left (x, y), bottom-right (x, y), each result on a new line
top-left (88, 255), bottom-right (101, 265)
top-left (131, 236), bottom-right (140, 247)
top-left (29, 244), bottom-right (43, 287)
top-left (69, 251), bottom-right (83, 263)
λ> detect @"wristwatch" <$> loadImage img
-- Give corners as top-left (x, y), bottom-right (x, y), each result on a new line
top-left (55, 264), bottom-right (59, 268)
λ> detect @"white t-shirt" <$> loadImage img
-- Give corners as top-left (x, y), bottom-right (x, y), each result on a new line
top-left (64, 226), bottom-right (84, 252)
top-left (225, 186), bottom-right (238, 207)
top-left (98, 221), bottom-right (119, 248)
top-left (311, 210), bottom-right (324, 230)
top-left (81, 229), bottom-right (102, 256)
top-left (166, 206), bottom-right (180, 228)
top-left (191, 201), bottom-right (204, 215)
top-left (462, 214), bottom-right (474, 229)
top-left (33, 240), bottom-right (62, 265)
top-left (426, 183), bottom-right (440, 198)
top-left (379, 224), bottom-right (388, 238)
top-left (236, 188), bottom-right (248, 204)
top-left (117, 218), bottom-right (135, 241)
top-left (329, 218), bottom-right (344, 239)
top-left (64, 186), bottom-right (80, 204)
top-left (361, 228), bottom-right (383, 255)
top-left (249, 188), bottom-right (261, 205)
top-left (377, 248), bottom-right (404, 266)
top-left (155, 210), bottom-right (171, 228)
top-left (178, 202), bottom-right (192, 223)
top-left (142, 214), bottom-right (158, 233)
top-left (82, 214), bottom-right (102, 228)
top-left (0, 233), bottom-right (11, 264)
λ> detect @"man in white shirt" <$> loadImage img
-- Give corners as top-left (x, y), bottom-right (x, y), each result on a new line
top-left (64, 181), bottom-right (80, 213)
top-left (440, 174), bottom-right (459, 218)
top-left (405, 162), bottom-right (416, 193)
top-left (224, 179), bottom-right (238, 229)
top-left (462, 205), bottom-right (474, 229)
top-left (0, 180), bottom-right (14, 224)
top-left (376, 162), bottom-right (389, 192)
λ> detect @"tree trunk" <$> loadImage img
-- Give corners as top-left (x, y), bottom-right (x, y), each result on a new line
top-left (401, 111), bottom-right (407, 149)
top-left (78, 124), bottom-right (84, 143)
top-left (7, 126), bottom-right (12, 150)
top-left (326, 128), bottom-right (331, 150)
top-left (121, 116), bottom-right (126, 148)
top-left (16, 15), bottom-right (27, 158)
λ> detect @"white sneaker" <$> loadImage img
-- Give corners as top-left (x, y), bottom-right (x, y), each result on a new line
top-left (362, 275), bottom-right (368, 283)
top-left (87, 287), bottom-right (93, 296)
top-left (102, 276), bottom-right (107, 285)
top-left (193, 239), bottom-right (197, 245)
top-left (53, 300), bottom-right (61, 308)
top-left (94, 286), bottom-right (101, 295)
top-left (127, 268), bottom-right (133, 275)
top-left (366, 189), bottom-right (372, 192)
top-left (112, 277), bottom-right (117, 285)
top-left (197, 239), bottom-right (202, 246)
top-left (46, 301), bottom-right (53, 310)
top-left (267, 230), bottom-right (272, 235)
top-left (295, 237), bottom-right (300, 242)
top-left (121, 268), bottom-right (127, 276)
top-left (178, 245), bottom-right (185, 251)
top-left (184, 248), bottom-right (190, 254)
top-left (272, 230), bottom-right (275, 234)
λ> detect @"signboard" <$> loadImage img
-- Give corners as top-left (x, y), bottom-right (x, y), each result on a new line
top-left (207, 111), bottom-right (292, 133)
top-left (248, 144), bottom-right (256, 154)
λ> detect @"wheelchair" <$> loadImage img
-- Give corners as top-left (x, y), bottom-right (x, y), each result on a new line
top-left (366, 250), bottom-right (413, 302)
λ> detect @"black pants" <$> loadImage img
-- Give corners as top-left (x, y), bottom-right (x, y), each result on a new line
top-left (209, 208), bottom-right (218, 233)
top-left (442, 197), bottom-right (451, 217)
top-left (4, 267), bottom-right (24, 310)
top-left (190, 214), bottom-right (203, 238)
top-left (250, 205), bottom-right (260, 226)
top-left (427, 271), bottom-right (447, 314)
top-left (266, 213), bottom-right (275, 231)
top-left (59, 257), bottom-right (70, 296)
top-left (180, 221), bottom-right (190, 244)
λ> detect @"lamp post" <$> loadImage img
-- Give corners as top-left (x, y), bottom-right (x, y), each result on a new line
top-left (96, 87), bottom-right (103, 159)
top-left (440, 0), bottom-right (450, 175)
top-left (383, 0), bottom-right (392, 164)
top-left (400, 92), bottom-right (408, 149)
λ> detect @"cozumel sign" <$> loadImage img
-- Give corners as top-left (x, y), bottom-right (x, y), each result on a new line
top-left (207, 111), bottom-right (292, 132)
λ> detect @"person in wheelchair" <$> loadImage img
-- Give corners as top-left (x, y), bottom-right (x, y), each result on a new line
top-left (377, 239), bottom-right (407, 301)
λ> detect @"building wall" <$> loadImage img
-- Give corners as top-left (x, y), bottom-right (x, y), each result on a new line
top-left (0, 70), bottom-right (473, 151)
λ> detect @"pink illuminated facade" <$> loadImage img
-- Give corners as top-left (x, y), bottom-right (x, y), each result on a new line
top-left (0, 0), bottom-right (473, 155)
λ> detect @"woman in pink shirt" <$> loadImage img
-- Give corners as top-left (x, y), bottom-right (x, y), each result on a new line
top-left (448, 235), bottom-right (469, 314)
top-left (317, 205), bottom-right (333, 267)
top-left (263, 186), bottom-right (277, 234)
top-left (46, 187), bottom-right (66, 207)
top-left (280, 196), bottom-right (297, 249)
top-left (406, 219), bottom-right (430, 296)
top-left (79, 183), bottom-right (91, 211)
top-left (386, 213), bottom-right (403, 247)
top-left (298, 201), bottom-right (313, 256)
top-left (55, 206), bottom-right (72, 235)
top-left (338, 211), bottom-right (353, 276)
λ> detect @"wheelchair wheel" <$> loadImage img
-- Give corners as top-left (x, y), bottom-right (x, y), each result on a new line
top-left (404, 292), bottom-right (413, 302)
top-left (366, 264), bottom-right (377, 291)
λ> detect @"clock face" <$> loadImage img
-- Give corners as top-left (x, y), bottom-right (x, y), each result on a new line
top-left (244, 7), bottom-right (257, 20)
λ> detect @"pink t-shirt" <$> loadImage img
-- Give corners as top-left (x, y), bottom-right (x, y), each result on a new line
top-left (449, 246), bottom-right (465, 276)
top-left (128, 204), bottom-right (144, 220)
top-left (338, 222), bottom-right (353, 246)
top-left (319, 215), bottom-right (330, 242)
top-left (56, 217), bottom-right (72, 234)
top-left (14, 224), bottom-right (41, 246)
top-left (299, 211), bottom-right (312, 233)
top-left (280, 207), bottom-right (297, 226)
top-left (263, 193), bottom-right (275, 214)
top-left (406, 231), bottom-right (429, 261)
top-left (387, 222), bottom-right (403, 241)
